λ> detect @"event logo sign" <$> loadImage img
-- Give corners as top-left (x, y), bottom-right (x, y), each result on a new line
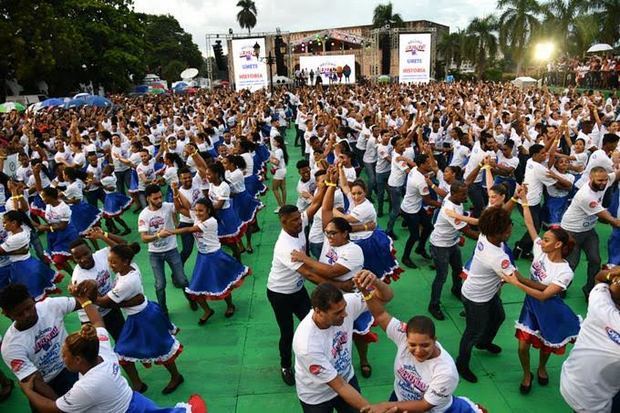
top-left (398, 33), bottom-right (432, 84)
top-left (232, 38), bottom-right (269, 92)
top-left (299, 55), bottom-right (356, 86)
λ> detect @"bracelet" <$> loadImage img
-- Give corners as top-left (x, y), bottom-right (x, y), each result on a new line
top-left (156, 232), bottom-right (161, 239)
top-left (362, 291), bottom-right (375, 301)
top-left (482, 165), bottom-right (491, 170)
top-left (81, 300), bottom-right (93, 308)
top-left (522, 203), bottom-right (529, 207)
top-left (104, 232), bottom-right (109, 238)
top-left (363, 224), bottom-right (368, 231)
top-left (606, 272), bottom-right (612, 282)
top-left (49, 225), bottom-right (54, 233)
top-left (325, 181), bottom-right (337, 187)
top-left (511, 197), bottom-right (518, 203)
top-left (10, 195), bottom-right (24, 200)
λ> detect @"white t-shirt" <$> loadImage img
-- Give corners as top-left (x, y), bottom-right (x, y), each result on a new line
top-left (1, 297), bottom-right (76, 382)
top-left (463, 142), bottom-right (491, 184)
top-left (208, 182), bottom-right (231, 209)
top-left (107, 266), bottom-right (147, 316)
top-left (55, 328), bottom-right (133, 413)
top-left (461, 235), bottom-right (515, 303)
top-left (64, 180), bottom-right (84, 202)
top-left (576, 149), bottom-right (613, 188)
top-left (386, 318), bottom-right (458, 412)
top-left (296, 178), bottom-right (316, 212)
top-left (387, 156), bottom-right (409, 187)
top-left (226, 169), bottom-right (246, 194)
top-left (363, 136), bottom-right (378, 164)
top-left (561, 173), bottom-right (614, 233)
top-left (545, 168), bottom-right (575, 198)
top-left (138, 203), bottom-right (178, 253)
top-left (347, 197), bottom-right (376, 241)
top-left (45, 201), bottom-right (72, 224)
top-left (529, 238), bottom-right (573, 289)
top-left (450, 142), bottom-right (470, 168)
top-left (430, 199), bottom-right (467, 248)
top-left (135, 160), bottom-right (156, 191)
top-left (178, 178), bottom-right (204, 224)
top-left (1, 229), bottom-right (31, 262)
top-left (293, 293), bottom-right (367, 405)
top-left (319, 242), bottom-right (364, 282)
top-left (267, 212), bottom-right (308, 294)
top-left (111, 143), bottom-right (130, 172)
top-left (376, 144), bottom-right (392, 174)
top-left (560, 283), bottom-right (620, 413)
top-left (71, 247), bottom-right (113, 322)
top-left (194, 217), bottom-right (221, 254)
top-left (523, 159), bottom-right (556, 206)
top-left (401, 168), bottom-right (430, 214)
top-left (308, 191), bottom-right (345, 245)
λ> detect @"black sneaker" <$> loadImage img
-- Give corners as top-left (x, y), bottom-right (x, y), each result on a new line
top-left (476, 343), bottom-right (502, 354)
top-left (457, 364), bottom-right (478, 383)
top-left (428, 306), bottom-right (445, 321)
top-left (401, 257), bottom-right (417, 269)
top-left (281, 368), bottom-right (295, 386)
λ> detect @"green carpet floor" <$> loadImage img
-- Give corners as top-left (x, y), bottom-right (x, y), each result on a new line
top-left (0, 126), bottom-right (599, 412)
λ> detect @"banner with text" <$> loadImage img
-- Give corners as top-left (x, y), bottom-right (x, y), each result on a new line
top-left (398, 33), bottom-right (431, 84)
top-left (232, 38), bottom-right (268, 92)
top-left (299, 55), bottom-right (356, 86)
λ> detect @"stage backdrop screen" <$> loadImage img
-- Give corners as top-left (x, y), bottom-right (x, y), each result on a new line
top-left (299, 55), bottom-right (356, 85)
top-left (398, 33), bottom-right (432, 83)
top-left (231, 38), bottom-right (269, 92)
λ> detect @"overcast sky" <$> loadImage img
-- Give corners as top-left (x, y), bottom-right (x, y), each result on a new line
top-left (133, 0), bottom-right (496, 55)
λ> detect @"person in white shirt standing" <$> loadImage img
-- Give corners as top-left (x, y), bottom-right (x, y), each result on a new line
top-left (362, 124), bottom-right (379, 203)
top-left (293, 274), bottom-right (393, 413)
top-left (138, 184), bottom-right (195, 317)
top-left (561, 166), bottom-right (620, 299)
top-left (456, 207), bottom-right (516, 383)
top-left (428, 182), bottom-right (479, 321)
top-left (560, 270), bottom-right (620, 413)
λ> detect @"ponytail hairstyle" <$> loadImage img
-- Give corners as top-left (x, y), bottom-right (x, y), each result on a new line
top-left (274, 135), bottom-right (289, 165)
top-left (226, 154), bottom-right (246, 170)
top-left (3, 210), bottom-right (34, 231)
top-left (445, 165), bottom-right (463, 180)
top-left (195, 198), bottom-right (216, 219)
top-left (207, 160), bottom-right (227, 184)
top-left (164, 152), bottom-right (186, 169)
top-left (239, 138), bottom-right (256, 154)
top-left (64, 323), bottom-right (99, 365)
top-left (489, 183), bottom-right (509, 199)
top-left (110, 243), bottom-right (141, 264)
top-left (547, 225), bottom-right (575, 259)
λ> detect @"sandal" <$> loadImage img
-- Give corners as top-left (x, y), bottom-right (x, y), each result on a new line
top-left (198, 309), bottom-right (215, 325)
top-left (360, 363), bottom-right (372, 378)
top-left (225, 305), bottom-right (236, 318)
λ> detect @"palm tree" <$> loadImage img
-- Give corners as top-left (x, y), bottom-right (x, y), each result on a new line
top-left (465, 15), bottom-right (499, 79)
top-left (437, 30), bottom-right (466, 72)
top-left (587, 0), bottom-right (620, 45)
top-left (236, 0), bottom-right (257, 35)
top-left (497, 0), bottom-right (541, 74)
top-left (372, 2), bottom-right (404, 75)
top-left (541, 0), bottom-right (586, 55)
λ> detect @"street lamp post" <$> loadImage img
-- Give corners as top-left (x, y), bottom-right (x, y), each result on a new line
top-left (253, 42), bottom-right (276, 92)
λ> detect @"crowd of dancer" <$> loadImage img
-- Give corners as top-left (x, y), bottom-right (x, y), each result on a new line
top-left (0, 81), bottom-right (618, 413)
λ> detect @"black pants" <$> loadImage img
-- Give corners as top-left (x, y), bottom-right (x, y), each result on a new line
top-left (566, 229), bottom-right (601, 295)
top-left (85, 188), bottom-right (105, 207)
top-left (467, 183), bottom-right (487, 219)
top-left (516, 204), bottom-right (542, 254)
top-left (402, 209), bottom-right (432, 259)
top-left (178, 221), bottom-right (195, 265)
top-left (103, 307), bottom-right (126, 341)
top-left (456, 293), bottom-right (505, 368)
top-left (267, 287), bottom-right (311, 369)
top-left (299, 375), bottom-right (360, 413)
top-left (114, 169), bottom-right (132, 195)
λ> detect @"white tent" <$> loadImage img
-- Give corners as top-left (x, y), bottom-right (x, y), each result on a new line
top-left (512, 76), bottom-right (538, 89)
top-left (587, 43), bottom-right (614, 53)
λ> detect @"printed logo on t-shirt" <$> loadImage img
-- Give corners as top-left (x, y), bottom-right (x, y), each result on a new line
top-left (10, 359), bottom-right (25, 373)
top-left (397, 322), bottom-right (407, 333)
top-left (34, 326), bottom-right (61, 353)
top-left (501, 259), bottom-right (510, 270)
top-left (396, 364), bottom-right (427, 400)
top-left (605, 327), bottom-right (620, 345)
top-left (331, 330), bottom-right (351, 377)
top-left (325, 248), bottom-right (338, 265)
top-left (309, 364), bottom-right (326, 375)
top-left (477, 242), bottom-right (484, 251)
top-left (589, 201), bottom-right (598, 209)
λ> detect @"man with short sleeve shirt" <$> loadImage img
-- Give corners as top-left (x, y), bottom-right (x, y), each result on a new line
top-left (293, 278), bottom-right (393, 413)
top-left (561, 167), bottom-right (620, 297)
top-left (560, 272), bottom-right (620, 413)
top-left (138, 184), bottom-right (193, 316)
top-left (0, 284), bottom-right (80, 403)
top-left (428, 182), bottom-right (479, 321)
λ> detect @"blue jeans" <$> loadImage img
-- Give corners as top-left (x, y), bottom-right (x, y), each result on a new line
top-left (149, 248), bottom-right (189, 313)
top-left (387, 184), bottom-right (403, 232)
top-left (375, 171), bottom-right (390, 215)
top-left (178, 222), bottom-right (195, 264)
top-left (309, 242), bottom-right (323, 260)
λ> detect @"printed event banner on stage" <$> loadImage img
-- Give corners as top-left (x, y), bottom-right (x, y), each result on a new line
top-left (299, 55), bottom-right (356, 85)
top-left (398, 33), bottom-right (432, 84)
top-left (231, 38), bottom-right (269, 92)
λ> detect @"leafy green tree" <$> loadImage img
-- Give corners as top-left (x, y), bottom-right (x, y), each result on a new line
top-left (497, 0), bottom-right (541, 74)
top-left (438, 30), bottom-right (466, 72)
top-left (465, 15), bottom-right (499, 79)
top-left (586, 0), bottom-right (620, 45)
top-left (541, 0), bottom-right (586, 55)
top-left (236, 0), bottom-right (257, 35)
